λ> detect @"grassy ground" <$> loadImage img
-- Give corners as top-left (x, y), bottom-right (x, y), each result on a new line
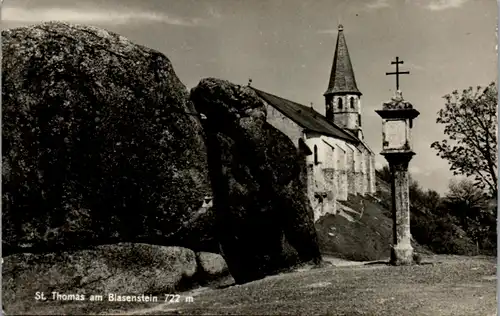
top-left (121, 255), bottom-right (496, 316)
top-left (9, 255), bottom-right (496, 315)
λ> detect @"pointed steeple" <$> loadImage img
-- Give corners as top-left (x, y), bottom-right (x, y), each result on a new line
top-left (324, 25), bottom-right (361, 96)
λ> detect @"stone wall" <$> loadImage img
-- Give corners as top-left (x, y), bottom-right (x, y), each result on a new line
top-left (264, 103), bottom-right (304, 147)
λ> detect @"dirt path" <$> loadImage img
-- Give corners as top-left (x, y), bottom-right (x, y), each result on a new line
top-left (321, 255), bottom-right (387, 267)
top-left (117, 255), bottom-right (496, 316)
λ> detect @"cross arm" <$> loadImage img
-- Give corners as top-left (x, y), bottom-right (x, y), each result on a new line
top-left (386, 71), bottom-right (410, 75)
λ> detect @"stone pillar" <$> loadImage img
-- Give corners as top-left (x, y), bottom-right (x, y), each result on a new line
top-left (384, 152), bottom-right (414, 265)
top-left (376, 89), bottom-right (419, 266)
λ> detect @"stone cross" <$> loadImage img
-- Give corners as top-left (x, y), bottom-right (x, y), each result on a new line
top-left (375, 85), bottom-right (419, 265)
top-left (385, 57), bottom-right (410, 91)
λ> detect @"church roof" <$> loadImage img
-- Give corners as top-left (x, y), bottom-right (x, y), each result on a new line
top-left (251, 87), bottom-right (359, 143)
top-left (324, 25), bottom-right (361, 96)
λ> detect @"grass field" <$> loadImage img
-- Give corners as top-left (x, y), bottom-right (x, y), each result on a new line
top-left (127, 255), bottom-right (495, 316)
top-left (21, 255), bottom-right (495, 316)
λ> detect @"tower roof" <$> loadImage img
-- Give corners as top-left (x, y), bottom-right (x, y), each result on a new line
top-left (324, 25), bottom-right (361, 96)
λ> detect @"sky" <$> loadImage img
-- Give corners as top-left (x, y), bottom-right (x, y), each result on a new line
top-left (2, 0), bottom-right (498, 195)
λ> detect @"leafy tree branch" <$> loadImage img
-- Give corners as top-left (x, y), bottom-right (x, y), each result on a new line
top-left (431, 83), bottom-right (498, 197)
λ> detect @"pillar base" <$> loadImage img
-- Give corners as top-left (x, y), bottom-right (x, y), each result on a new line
top-left (390, 244), bottom-right (413, 266)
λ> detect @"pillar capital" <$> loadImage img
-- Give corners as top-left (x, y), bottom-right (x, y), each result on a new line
top-left (382, 152), bottom-right (415, 171)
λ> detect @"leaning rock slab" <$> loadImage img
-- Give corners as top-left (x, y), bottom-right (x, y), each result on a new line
top-left (2, 22), bottom-right (215, 254)
top-left (191, 78), bottom-right (321, 284)
top-left (2, 243), bottom-right (197, 314)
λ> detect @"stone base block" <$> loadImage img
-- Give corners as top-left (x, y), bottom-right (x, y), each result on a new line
top-left (390, 244), bottom-right (413, 266)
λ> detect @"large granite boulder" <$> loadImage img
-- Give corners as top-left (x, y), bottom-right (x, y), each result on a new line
top-left (2, 243), bottom-right (197, 314)
top-left (195, 252), bottom-right (230, 281)
top-left (2, 22), bottom-right (216, 254)
top-left (190, 78), bottom-right (322, 284)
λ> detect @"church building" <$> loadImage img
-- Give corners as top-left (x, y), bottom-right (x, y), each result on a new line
top-left (251, 24), bottom-right (376, 221)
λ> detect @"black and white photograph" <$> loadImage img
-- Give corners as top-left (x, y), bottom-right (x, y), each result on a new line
top-left (1, 0), bottom-right (498, 315)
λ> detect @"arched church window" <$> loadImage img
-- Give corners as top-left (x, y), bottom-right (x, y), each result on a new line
top-left (338, 98), bottom-right (343, 109)
top-left (350, 97), bottom-right (355, 109)
top-left (314, 145), bottom-right (319, 165)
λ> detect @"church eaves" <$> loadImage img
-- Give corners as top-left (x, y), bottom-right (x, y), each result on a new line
top-left (324, 24), bottom-right (361, 96)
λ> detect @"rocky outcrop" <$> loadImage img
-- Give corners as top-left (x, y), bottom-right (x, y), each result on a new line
top-left (191, 78), bottom-right (322, 284)
top-left (2, 243), bottom-right (197, 315)
top-left (3, 21), bottom-right (321, 289)
top-left (2, 22), bottom-right (216, 254)
top-left (195, 252), bottom-right (230, 280)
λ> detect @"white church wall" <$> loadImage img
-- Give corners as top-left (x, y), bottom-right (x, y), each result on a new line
top-left (356, 139), bottom-right (377, 196)
top-left (332, 140), bottom-right (349, 201)
top-left (303, 135), bottom-right (327, 220)
top-left (354, 144), bottom-right (371, 196)
top-left (328, 139), bottom-right (342, 200)
top-left (370, 155), bottom-right (376, 194)
top-left (304, 135), bottom-right (326, 166)
top-left (357, 149), bottom-right (366, 195)
top-left (353, 147), bottom-right (361, 195)
top-left (305, 135), bottom-right (337, 220)
top-left (261, 97), bottom-right (377, 219)
top-left (344, 143), bottom-right (356, 196)
top-left (319, 137), bottom-right (337, 217)
top-left (320, 138), bottom-right (335, 169)
top-left (337, 145), bottom-right (348, 201)
top-left (362, 148), bottom-right (371, 194)
top-left (264, 103), bottom-right (304, 147)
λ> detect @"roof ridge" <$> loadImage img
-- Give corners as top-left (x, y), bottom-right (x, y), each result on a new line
top-left (252, 87), bottom-right (325, 118)
top-left (251, 87), bottom-right (312, 112)
top-left (251, 86), bottom-right (359, 143)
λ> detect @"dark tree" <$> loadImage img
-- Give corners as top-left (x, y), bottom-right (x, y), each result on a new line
top-left (431, 83), bottom-right (498, 197)
top-left (376, 165), bottom-right (391, 183)
top-left (444, 179), bottom-right (489, 223)
top-left (442, 179), bottom-right (495, 253)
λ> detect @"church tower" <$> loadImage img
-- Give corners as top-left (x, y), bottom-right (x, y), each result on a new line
top-left (324, 24), bottom-right (363, 139)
